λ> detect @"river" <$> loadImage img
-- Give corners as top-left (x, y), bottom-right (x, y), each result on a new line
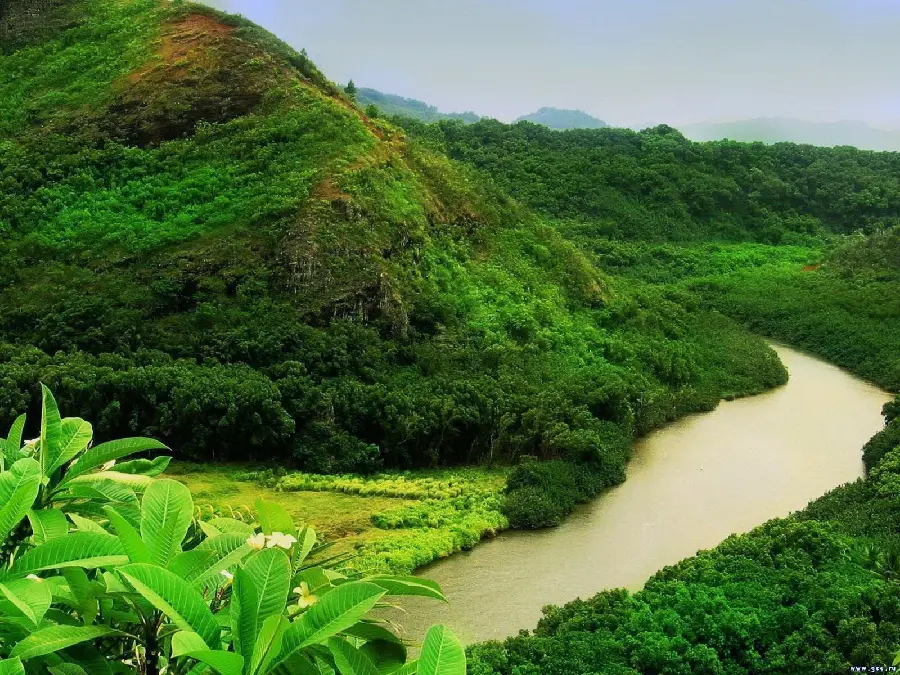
top-left (391, 345), bottom-right (893, 645)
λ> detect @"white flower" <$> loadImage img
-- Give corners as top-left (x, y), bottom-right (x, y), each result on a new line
top-left (247, 533), bottom-right (266, 550)
top-left (266, 532), bottom-right (297, 550)
top-left (25, 574), bottom-right (42, 582)
top-left (293, 582), bottom-right (318, 609)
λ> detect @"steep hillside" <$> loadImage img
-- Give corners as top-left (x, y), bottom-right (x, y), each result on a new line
top-left (0, 0), bottom-right (784, 487)
top-left (398, 118), bottom-right (900, 242)
top-left (515, 107), bottom-right (608, 130)
top-left (357, 87), bottom-right (481, 123)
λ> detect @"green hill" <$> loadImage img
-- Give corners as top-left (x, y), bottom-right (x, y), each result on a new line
top-left (0, 0), bottom-right (782, 486)
top-left (398, 118), bottom-right (900, 242)
top-left (515, 107), bottom-right (608, 130)
top-left (357, 87), bottom-right (481, 123)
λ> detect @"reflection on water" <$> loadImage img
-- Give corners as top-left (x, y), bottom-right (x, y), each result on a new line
top-left (387, 345), bottom-right (893, 645)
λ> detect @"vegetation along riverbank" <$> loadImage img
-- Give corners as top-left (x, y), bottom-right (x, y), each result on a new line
top-left (2, 0), bottom-right (900, 672)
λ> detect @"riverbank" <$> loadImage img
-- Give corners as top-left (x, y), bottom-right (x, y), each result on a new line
top-left (170, 462), bottom-right (509, 574)
top-left (380, 345), bottom-right (892, 645)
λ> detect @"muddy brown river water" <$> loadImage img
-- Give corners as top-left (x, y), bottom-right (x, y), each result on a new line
top-left (390, 344), bottom-right (893, 645)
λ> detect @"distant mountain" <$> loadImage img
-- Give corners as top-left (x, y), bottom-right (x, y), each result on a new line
top-left (515, 107), bottom-right (608, 130)
top-left (680, 118), bottom-right (900, 152)
top-left (356, 88), bottom-right (481, 123)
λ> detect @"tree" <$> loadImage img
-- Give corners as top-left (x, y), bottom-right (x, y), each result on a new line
top-left (345, 79), bottom-right (357, 101)
top-left (365, 103), bottom-right (379, 119)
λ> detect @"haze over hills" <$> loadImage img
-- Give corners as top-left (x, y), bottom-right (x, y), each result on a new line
top-left (515, 107), bottom-right (608, 130)
top-left (680, 118), bottom-right (900, 152)
top-left (356, 87), bottom-right (480, 123)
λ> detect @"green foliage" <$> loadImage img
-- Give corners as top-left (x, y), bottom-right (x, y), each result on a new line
top-left (401, 118), bottom-right (900, 242)
top-left (0, 389), bottom-right (465, 674)
top-left (468, 239), bottom-right (900, 672)
top-left (503, 458), bottom-right (622, 529)
top-left (356, 88), bottom-right (481, 124)
top-left (0, 0), bottom-right (790, 479)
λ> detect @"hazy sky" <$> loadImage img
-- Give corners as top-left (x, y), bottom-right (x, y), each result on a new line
top-left (203, 0), bottom-right (900, 129)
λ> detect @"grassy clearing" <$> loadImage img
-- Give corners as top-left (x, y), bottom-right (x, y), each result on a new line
top-left (169, 462), bottom-right (508, 574)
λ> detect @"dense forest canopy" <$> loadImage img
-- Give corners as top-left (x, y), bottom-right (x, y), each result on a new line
top-left (3, 0), bottom-right (900, 673)
top-left (397, 118), bottom-right (900, 242)
top-left (0, 0), bottom-right (785, 495)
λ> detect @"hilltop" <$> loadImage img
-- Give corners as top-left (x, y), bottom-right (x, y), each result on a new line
top-left (0, 0), bottom-right (782, 487)
top-left (357, 87), bottom-right (481, 123)
top-left (515, 107), bottom-right (608, 130)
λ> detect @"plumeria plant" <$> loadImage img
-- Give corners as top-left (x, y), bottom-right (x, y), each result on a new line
top-left (0, 386), bottom-right (466, 674)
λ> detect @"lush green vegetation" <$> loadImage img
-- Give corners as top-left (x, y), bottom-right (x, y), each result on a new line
top-left (0, 0), bottom-right (785, 515)
top-left (356, 88), bottom-right (481, 124)
top-left (7, 1), bottom-right (900, 672)
top-left (0, 387), bottom-right (467, 674)
top-left (468, 393), bottom-right (900, 674)
top-left (464, 236), bottom-right (900, 672)
top-left (172, 463), bottom-right (508, 574)
top-left (400, 117), bottom-right (900, 242)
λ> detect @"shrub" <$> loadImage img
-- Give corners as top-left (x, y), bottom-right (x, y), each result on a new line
top-left (863, 419), bottom-right (900, 472)
top-left (503, 485), bottom-right (569, 529)
top-left (503, 459), bottom-right (612, 529)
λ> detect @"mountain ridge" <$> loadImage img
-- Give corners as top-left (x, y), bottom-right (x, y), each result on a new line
top-left (515, 106), bottom-right (609, 130)
top-left (680, 117), bottom-right (900, 151)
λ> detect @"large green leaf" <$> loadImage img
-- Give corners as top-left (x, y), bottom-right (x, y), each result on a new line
top-left (118, 563), bottom-right (220, 648)
top-left (3, 414), bottom-right (26, 466)
top-left (168, 549), bottom-right (216, 580)
top-left (328, 637), bottom-right (381, 675)
top-left (244, 548), bottom-right (291, 629)
top-left (48, 665), bottom-right (89, 675)
top-left (27, 508), bottom-right (68, 545)
top-left (210, 518), bottom-right (255, 537)
top-left (9, 625), bottom-right (118, 660)
top-left (416, 626), bottom-right (465, 675)
top-left (173, 631), bottom-right (244, 675)
top-left (57, 479), bottom-right (138, 507)
top-left (63, 437), bottom-right (169, 483)
top-left (250, 614), bottom-right (287, 675)
top-left (276, 582), bottom-right (386, 665)
top-left (39, 385), bottom-right (63, 480)
top-left (192, 534), bottom-right (253, 588)
top-left (360, 638), bottom-right (406, 674)
top-left (64, 569), bottom-right (99, 623)
top-left (67, 513), bottom-right (106, 534)
top-left (0, 458), bottom-right (42, 544)
top-left (255, 500), bottom-right (295, 537)
top-left (112, 456), bottom-right (171, 477)
top-left (9, 532), bottom-right (127, 578)
top-left (49, 419), bottom-right (92, 475)
top-left (140, 479), bottom-right (193, 567)
top-left (363, 576), bottom-right (447, 603)
top-left (0, 657), bottom-right (25, 675)
top-left (231, 567), bottom-right (258, 658)
top-left (292, 527), bottom-right (317, 573)
top-left (67, 471), bottom-right (153, 492)
top-left (0, 579), bottom-right (52, 627)
top-left (103, 506), bottom-right (152, 564)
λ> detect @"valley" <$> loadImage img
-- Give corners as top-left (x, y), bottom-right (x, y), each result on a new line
top-left (0, 0), bottom-right (899, 672)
